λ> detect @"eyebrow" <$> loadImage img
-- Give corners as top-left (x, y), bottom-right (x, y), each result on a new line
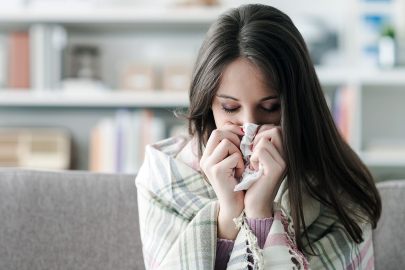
top-left (216, 94), bottom-right (279, 102)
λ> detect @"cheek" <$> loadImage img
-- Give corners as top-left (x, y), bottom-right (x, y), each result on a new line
top-left (270, 112), bottom-right (281, 125)
top-left (212, 106), bottom-right (232, 128)
top-left (260, 112), bottom-right (281, 126)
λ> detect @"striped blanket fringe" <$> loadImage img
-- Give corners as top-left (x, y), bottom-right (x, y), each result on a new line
top-left (233, 209), bottom-right (264, 269)
top-left (276, 203), bottom-right (309, 270)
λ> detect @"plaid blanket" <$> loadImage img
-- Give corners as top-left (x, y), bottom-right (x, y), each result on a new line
top-left (135, 136), bottom-right (375, 270)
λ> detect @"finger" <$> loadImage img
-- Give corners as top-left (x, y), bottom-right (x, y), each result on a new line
top-left (206, 138), bottom-right (242, 167)
top-left (248, 151), bottom-right (285, 200)
top-left (250, 146), bottom-right (273, 174)
top-left (219, 152), bottom-right (245, 179)
top-left (222, 122), bottom-right (245, 136)
top-left (253, 124), bottom-right (275, 149)
top-left (249, 147), bottom-right (286, 197)
top-left (253, 125), bottom-right (285, 160)
top-left (224, 122), bottom-right (246, 141)
top-left (253, 137), bottom-right (285, 168)
top-left (250, 143), bottom-right (286, 178)
top-left (204, 129), bottom-right (241, 157)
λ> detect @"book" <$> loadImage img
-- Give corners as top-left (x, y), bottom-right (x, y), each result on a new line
top-left (99, 118), bottom-right (116, 173)
top-left (89, 125), bottom-right (102, 172)
top-left (50, 25), bottom-right (67, 89)
top-left (29, 24), bottom-right (47, 90)
top-left (8, 32), bottom-right (30, 89)
top-left (139, 109), bottom-right (154, 164)
top-left (114, 108), bottom-right (132, 173)
top-left (333, 85), bottom-right (357, 144)
top-left (30, 24), bottom-right (67, 90)
top-left (125, 110), bottom-right (142, 173)
top-left (0, 33), bottom-right (7, 89)
top-left (342, 85), bottom-right (356, 145)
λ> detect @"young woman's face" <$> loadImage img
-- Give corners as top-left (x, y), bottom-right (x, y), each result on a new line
top-left (211, 58), bottom-right (281, 128)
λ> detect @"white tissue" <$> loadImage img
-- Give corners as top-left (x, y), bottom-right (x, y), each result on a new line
top-left (233, 122), bottom-right (264, 191)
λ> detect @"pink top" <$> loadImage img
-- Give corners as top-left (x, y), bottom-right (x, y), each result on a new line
top-left (214, 216), bottom-right (274, 270)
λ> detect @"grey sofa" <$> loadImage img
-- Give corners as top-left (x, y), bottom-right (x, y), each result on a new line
top-left (0, 168), bottom-right (403, 269)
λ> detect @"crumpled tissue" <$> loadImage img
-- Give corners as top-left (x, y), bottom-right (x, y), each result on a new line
top-left (233, 122), bottom-right (264, 191)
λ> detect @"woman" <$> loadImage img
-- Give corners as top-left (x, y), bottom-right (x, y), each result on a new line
top-left (135, 3), bottom-right (381, 270)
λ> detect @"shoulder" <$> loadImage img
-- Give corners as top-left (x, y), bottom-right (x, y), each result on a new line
top-left (147, 135), bottom-right (190, 157)
top-left (143, 134), bottom-right (202, 173)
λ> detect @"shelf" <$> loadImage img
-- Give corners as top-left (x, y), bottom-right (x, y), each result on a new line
top-left (315, 66), bottom-right (405, 85)
top-left (0, 90), bottom-right (189, 107)
top-left (316, 67), bottom-right (356, 85)
top-left (0, 6), bottom-right (228, 25)
top-left (1, 66), bottom-right (405, 107)
top-left (359, 68), bottom-right (405, 85)
top-left (360, 150), bottom-right (405, 167)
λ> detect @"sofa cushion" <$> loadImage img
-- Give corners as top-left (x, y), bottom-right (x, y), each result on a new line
top-left (0, 168), bottom-right (142, 270)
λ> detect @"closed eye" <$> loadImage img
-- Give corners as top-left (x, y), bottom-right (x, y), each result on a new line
top-left (221, 104), bottom-right (280, 114)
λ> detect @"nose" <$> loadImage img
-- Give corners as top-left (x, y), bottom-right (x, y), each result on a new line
top-left (236, 110), bottom-right (259, 126)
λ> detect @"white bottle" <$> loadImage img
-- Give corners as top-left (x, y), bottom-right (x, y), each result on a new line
top-left (378, 36), bottom-right (396, 69)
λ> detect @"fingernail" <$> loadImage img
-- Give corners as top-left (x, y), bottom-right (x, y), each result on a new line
top-left (241, 128), bottom-right (244, 133)
top-left (250, 144), bottom-right (253, 151)
top-left (249, 164), bottom-right (253, 170)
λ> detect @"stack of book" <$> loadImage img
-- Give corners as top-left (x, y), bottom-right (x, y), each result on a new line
top-left (89, 108), bottom-right (166, 174)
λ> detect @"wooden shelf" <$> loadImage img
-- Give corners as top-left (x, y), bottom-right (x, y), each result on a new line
top-left (0, 90), bottom-right (189, 107)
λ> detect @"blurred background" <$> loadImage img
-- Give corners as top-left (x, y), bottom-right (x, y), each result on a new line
top-left (0, 0), bottom-right (404, 181)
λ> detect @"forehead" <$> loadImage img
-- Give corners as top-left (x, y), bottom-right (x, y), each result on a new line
top-left (217, 58), bottom-right (276, 96)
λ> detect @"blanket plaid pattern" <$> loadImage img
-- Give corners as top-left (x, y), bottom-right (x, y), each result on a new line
top-left (135, 136), bottom-right (375, 270)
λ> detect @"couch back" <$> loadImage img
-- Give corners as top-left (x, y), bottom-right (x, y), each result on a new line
top-left (0, 168), bottom-right (142, 270)
top-left (0, 168), bottom-right (404, 269)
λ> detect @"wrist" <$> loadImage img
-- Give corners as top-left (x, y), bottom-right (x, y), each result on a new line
top-left (245, 204), bottom-right (273, 219)
top-left (217, 205), bottom-right (243, 240)
top-left (218, 202), bottom-right (244, 220)
top-left (217, 212), bottom-right (240, 240)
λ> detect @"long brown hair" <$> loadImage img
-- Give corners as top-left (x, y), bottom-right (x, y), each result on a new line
top-left (175, 3), bottom-right (381, 254)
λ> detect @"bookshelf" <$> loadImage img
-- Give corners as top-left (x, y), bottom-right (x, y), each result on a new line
top-left (0, 1), bottom-right (405, 181)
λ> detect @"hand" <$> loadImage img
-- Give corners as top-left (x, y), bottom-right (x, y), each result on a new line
top-left (244, 124), bottom-right (287, 219)
top-left (199, 122), bottom-right (245, 240)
